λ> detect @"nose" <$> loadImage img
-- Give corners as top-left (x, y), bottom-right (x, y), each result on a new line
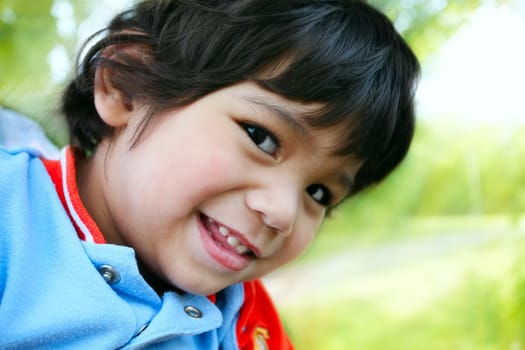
top-left (245, 182), bottom-right (300, 236)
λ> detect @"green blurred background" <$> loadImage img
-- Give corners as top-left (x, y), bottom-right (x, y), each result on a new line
top-left (1, 0), bottom-right (524, 349)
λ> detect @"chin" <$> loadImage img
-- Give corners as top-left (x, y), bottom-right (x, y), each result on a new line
top-left (174, 280), bottom-right (225, 296)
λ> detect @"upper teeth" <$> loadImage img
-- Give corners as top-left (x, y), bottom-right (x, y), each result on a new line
top-left (218, 225), bottom-right (250, 254)
top-left (219, 226), bottom-right (229, 236)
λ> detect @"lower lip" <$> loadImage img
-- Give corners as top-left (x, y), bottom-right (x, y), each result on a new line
top-left (197, 215), bottom-right (250, 271)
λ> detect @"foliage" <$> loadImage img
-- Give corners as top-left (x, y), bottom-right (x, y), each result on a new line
top-left (0, 0), bottom-right (92, 145)
top-left (1, 0), bottom-right (58, 116)
top-left (370, 0), bottom-right (486, 60)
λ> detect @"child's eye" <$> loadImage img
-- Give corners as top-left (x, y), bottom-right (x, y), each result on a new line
top-left (241, 122), bottom-right (279, 156)
top-left (307, 184), bottom-right (332, 206)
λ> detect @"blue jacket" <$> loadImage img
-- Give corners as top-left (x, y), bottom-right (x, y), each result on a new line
top-left (0, 149), bottom-right (293, 349)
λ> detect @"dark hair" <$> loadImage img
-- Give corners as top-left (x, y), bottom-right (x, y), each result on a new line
top-left (62, 0), bottom-right (420, 194)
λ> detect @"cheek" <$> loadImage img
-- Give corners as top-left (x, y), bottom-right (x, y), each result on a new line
top-left (178, 147), bottom-right (244, 192)
top-left (141, 146), bottom-right (246, 217)
top-left (283, 218), bottom-right (321, 262)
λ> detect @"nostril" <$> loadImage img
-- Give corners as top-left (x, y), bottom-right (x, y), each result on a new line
top-left (245, 188), bottom-right (297, 235)
top-left (261, 212), bottom-right (293, 236)
top-left (261, 213), bottom-right (273, 227)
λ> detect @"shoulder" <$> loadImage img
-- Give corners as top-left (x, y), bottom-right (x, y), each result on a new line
top-left (0, 148), bottom-right (68, 291)
top-left (236, 279), bottom-right (294, 350)
top-left (0, 148), bottom-right (42, 188)
top-left (0, 107), bottom-right (59, 158)
top-left (0, 148), bottom-right (67, 241)
top-left (0, 148), bottom-right (51, 194)
top-left (0, 148), bottom-right (65, 235)
top-left (0, 146), bottom-right (45, 167)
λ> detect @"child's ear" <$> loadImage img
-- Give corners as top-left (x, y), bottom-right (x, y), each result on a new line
top-left (93, 61), bottom-right (134, 127)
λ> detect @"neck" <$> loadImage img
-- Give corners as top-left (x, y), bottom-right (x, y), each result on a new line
top-left (75, 143), bottom-right (123, 246)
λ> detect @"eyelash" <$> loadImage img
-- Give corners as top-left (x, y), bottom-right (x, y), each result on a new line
top-left (307, 185), bottom-right (332, 207)
top-left (240, 122), bottom-right (280, 157)
top-left (240, 122), bottom-right (333, 207)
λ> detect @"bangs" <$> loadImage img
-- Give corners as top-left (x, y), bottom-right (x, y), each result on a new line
top-left (253, 29), bottom-right (417, 158)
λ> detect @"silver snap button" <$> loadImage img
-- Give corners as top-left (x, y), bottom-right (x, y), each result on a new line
top-left (98, 265), bottom-right (120, 284)
top-left (184, 305), bottom-right (203, 318)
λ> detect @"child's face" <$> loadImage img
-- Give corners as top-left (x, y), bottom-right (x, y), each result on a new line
top-left (91, 81), bottom-right (360, 295)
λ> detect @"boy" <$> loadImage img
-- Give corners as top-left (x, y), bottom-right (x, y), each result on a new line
top-left (0, 0), bottom-right (420, 348)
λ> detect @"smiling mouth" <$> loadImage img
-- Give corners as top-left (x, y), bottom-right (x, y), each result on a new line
top-left (200, 213), bottom-right (256, 258)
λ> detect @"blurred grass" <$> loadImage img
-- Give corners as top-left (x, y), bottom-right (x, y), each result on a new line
top-left (303, 214), bottom-right (519, 261)
top-left (281, 227), bottom-right (525, 350)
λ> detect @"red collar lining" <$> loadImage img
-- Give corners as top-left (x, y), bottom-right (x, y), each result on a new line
top-left (42, 147), bottom-right (106, 244)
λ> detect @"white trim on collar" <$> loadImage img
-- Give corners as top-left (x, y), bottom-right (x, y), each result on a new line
top-left (60, 147), bottom-right (95, 243)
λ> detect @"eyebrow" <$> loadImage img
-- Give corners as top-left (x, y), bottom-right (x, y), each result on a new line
top-left (241, 96), bottom-right (309, 137)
